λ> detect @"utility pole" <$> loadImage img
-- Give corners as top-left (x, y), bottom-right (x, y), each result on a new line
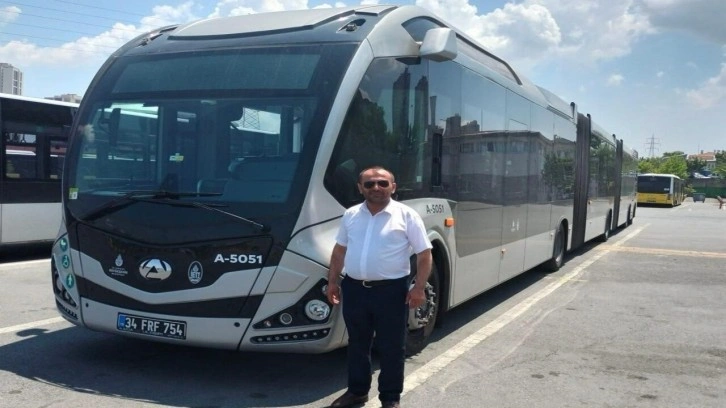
top-left (644, 134), bottom-right (660, 158)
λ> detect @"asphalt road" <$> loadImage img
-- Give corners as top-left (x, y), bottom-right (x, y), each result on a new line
top-left (1, 199), bottom-right (724, 408)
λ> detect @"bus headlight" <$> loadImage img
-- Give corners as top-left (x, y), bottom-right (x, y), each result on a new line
top-left (279, 313), bottom-right (294, 325)
top-left (305, 300), bottom-right (330, 321)
top-left (252, 279), bottom-right (332, 329)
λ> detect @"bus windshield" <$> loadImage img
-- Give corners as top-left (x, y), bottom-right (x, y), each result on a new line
top-left (638, 175), bottom-right (672, 193)
top-left (65, 44), bottom-right (354, 235)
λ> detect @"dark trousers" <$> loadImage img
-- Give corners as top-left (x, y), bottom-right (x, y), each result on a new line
top-left (341, 276), bottom-right (409, 403)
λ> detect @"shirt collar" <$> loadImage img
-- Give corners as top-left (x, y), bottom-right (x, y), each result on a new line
top-left (362, 200), bottom-right (394, 215)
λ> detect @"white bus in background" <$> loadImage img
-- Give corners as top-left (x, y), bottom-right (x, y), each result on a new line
top-left (0, 94), bottom-right (78, 247)
top-left (52, 5), bottom-right (636, 354)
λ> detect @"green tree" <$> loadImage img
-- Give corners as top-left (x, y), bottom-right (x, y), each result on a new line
top-left (659, 155), bottom-right (688, 179)
top-left (638, 157), bottom-right (661, 174)
top-left (715, 151), bottom-right (726, 177)
top-left (687, 157), bottom-right (707, 176)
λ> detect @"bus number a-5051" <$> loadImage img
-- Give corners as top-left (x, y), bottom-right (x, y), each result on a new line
top-left (214, 254), bottom-right (264, 264)
top-left (426, 204), bottom-right (445, 214)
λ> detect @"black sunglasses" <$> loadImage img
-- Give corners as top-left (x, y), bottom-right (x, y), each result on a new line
top-left (362, 180), bottom-right (390, 189)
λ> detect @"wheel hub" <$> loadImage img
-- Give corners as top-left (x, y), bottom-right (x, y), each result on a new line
top-left (408, 282), bottom-right (437, 330)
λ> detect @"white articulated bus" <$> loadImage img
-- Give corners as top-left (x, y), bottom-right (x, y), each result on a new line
top-left (52, 5), bottom-right (635, 354)
top-left (0, 94), bottom-right (77, 247)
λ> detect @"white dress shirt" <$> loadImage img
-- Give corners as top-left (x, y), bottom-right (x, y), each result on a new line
top-left (335, 200), bottom-right (432, 280)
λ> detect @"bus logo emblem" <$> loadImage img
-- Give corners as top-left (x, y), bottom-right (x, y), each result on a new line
top-left (139, 259), bottom-right (172, 281)
top-left (188, 261), bottom-right (203, 284)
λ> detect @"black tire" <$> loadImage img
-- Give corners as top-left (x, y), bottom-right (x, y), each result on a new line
top-left (626, 206), bottom-right (633, 226)
top-left (543, 223), bottom-right (565, 272)
top-left (597, 214), bottom-right (611, 242)
top-left (405, 263), bottom-right (439, 356)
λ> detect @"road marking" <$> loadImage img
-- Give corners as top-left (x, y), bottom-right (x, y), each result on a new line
top-left (0, 317), bottom-right (66, 335)
top-left (0, 258), bottom-right (50, 270)
top-left (361, 225), bottom-right (647, 406)
top-left (599, 245), bottom-right (726, 259)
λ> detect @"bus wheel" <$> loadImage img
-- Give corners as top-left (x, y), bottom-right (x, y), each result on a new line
top-left (626, 206), bottom-right (633, 226)
top-left (598, 214), bottom-right (611, 242)
top-left (543, 223), bottom-right (565, 272)
top-left (405, 263), bottom-right (439, 356)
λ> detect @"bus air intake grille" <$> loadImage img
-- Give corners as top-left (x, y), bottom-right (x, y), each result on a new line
top-left (251, 328), bottom-right (330, 344)
top-left (55, 300), bottom-right (79, 320)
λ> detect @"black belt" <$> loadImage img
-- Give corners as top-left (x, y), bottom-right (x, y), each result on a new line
top-left (345, 276), bottom-right (408, 288)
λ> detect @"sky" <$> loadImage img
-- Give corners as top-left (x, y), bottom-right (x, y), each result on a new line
top-left (1, 0), bottom-right (724, 157)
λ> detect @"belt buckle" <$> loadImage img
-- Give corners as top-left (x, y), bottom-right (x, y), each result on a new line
top-left (362, 280), bottom-right (373, 288)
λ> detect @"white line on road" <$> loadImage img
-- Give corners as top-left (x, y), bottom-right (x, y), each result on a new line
top-left (0, 317), bottom-right (67, 335)
top-left (0, 258), bottom-right (50, 271)
top-left (362, 225), bottom-right (647, 406)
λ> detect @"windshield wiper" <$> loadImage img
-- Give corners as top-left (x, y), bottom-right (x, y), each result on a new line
top-left (78, 190), bottom-right (222, 222)
top-left (136, 191), bottom-right (267, 231)
top-left (183, 201), bottom-right (269, 232)
top-left (78, 190), bottom-right (268, 232)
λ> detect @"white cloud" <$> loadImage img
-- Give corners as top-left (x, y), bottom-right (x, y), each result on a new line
top-left (143, 2), bottom-right (200, 27)
top-left (636, 0), bottom-right (726, 111)
top-left (638, 0), bottom-right (726, 44)
top-left (0, 3), bottom-right (200, 69)
top-left (0, 23), bottom-right (139, 67)
top-left (524, 0), bottom-right (653, 60)
top-left (686, 63), bottom-right (726, 109)
top-left (607, 74), bottom-right (625, 86)
top-left (0, 1), bottom-right (656, 74)
top-left (208, 0), bottom-right (311, 17)
top-left (656, 71), bottom-right (665, 78)
top-left (2, 0), bottom-right (722, 112)
top-left (414, 0), bottom-right (653, 72)
top-left (416, 0), bottom-right (561, 64)
top-left (0, 5), bottom-right (20, 26)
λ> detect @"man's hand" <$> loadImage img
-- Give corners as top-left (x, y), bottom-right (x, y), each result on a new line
top-left (406, 286), bottom-right (426, 309)
top-left (326, 283), bottom-right (341, 305)
top-left (327, 244), bottom-right (346, 305)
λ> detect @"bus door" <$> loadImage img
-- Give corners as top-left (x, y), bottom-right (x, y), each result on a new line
top-left (499, 123), bottom-right (529, 282)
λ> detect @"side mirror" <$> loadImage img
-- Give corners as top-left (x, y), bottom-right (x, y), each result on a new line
top-left (419, 28), bottom-right (457, 62)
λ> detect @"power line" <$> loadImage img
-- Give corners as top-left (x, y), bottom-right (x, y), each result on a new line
top-left (1, 1), bottom-right (140, 25)
top-left (0, 30), bottom-right (122, 49)
top-left (3, 21), bottom-right (131, 42)
top-left (0, 31), bottom-right (122, 56)
top-left (1, 9), bottom-right (143, 33)
top-left (52, 0), bottom-right (149, 18)
top-left (0, 0), bottom-right (179, 50)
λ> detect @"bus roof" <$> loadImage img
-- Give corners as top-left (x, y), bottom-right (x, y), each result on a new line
top-left (0, 92), bottom-right (79, 108)
top-left (639, 173), bottom-right (681, 179)
top-left (113, 5), bottom-right (568, 121)
top-left (171, 5), bottom-right (395, 38)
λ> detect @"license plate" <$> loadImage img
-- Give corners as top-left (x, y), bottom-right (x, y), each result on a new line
top-left (117, 313), bottom-right (186, 340)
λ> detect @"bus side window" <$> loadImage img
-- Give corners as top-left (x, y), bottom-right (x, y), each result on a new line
top-left (5, 148), bottom-right (38, 179)
top-left (332, 159), bottom-right (359, 206)
top-left (197, 178), bottom-right (227, 194)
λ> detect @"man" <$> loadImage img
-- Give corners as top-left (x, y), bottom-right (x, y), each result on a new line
top-left (327, 166), bottom-right (433, 408)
